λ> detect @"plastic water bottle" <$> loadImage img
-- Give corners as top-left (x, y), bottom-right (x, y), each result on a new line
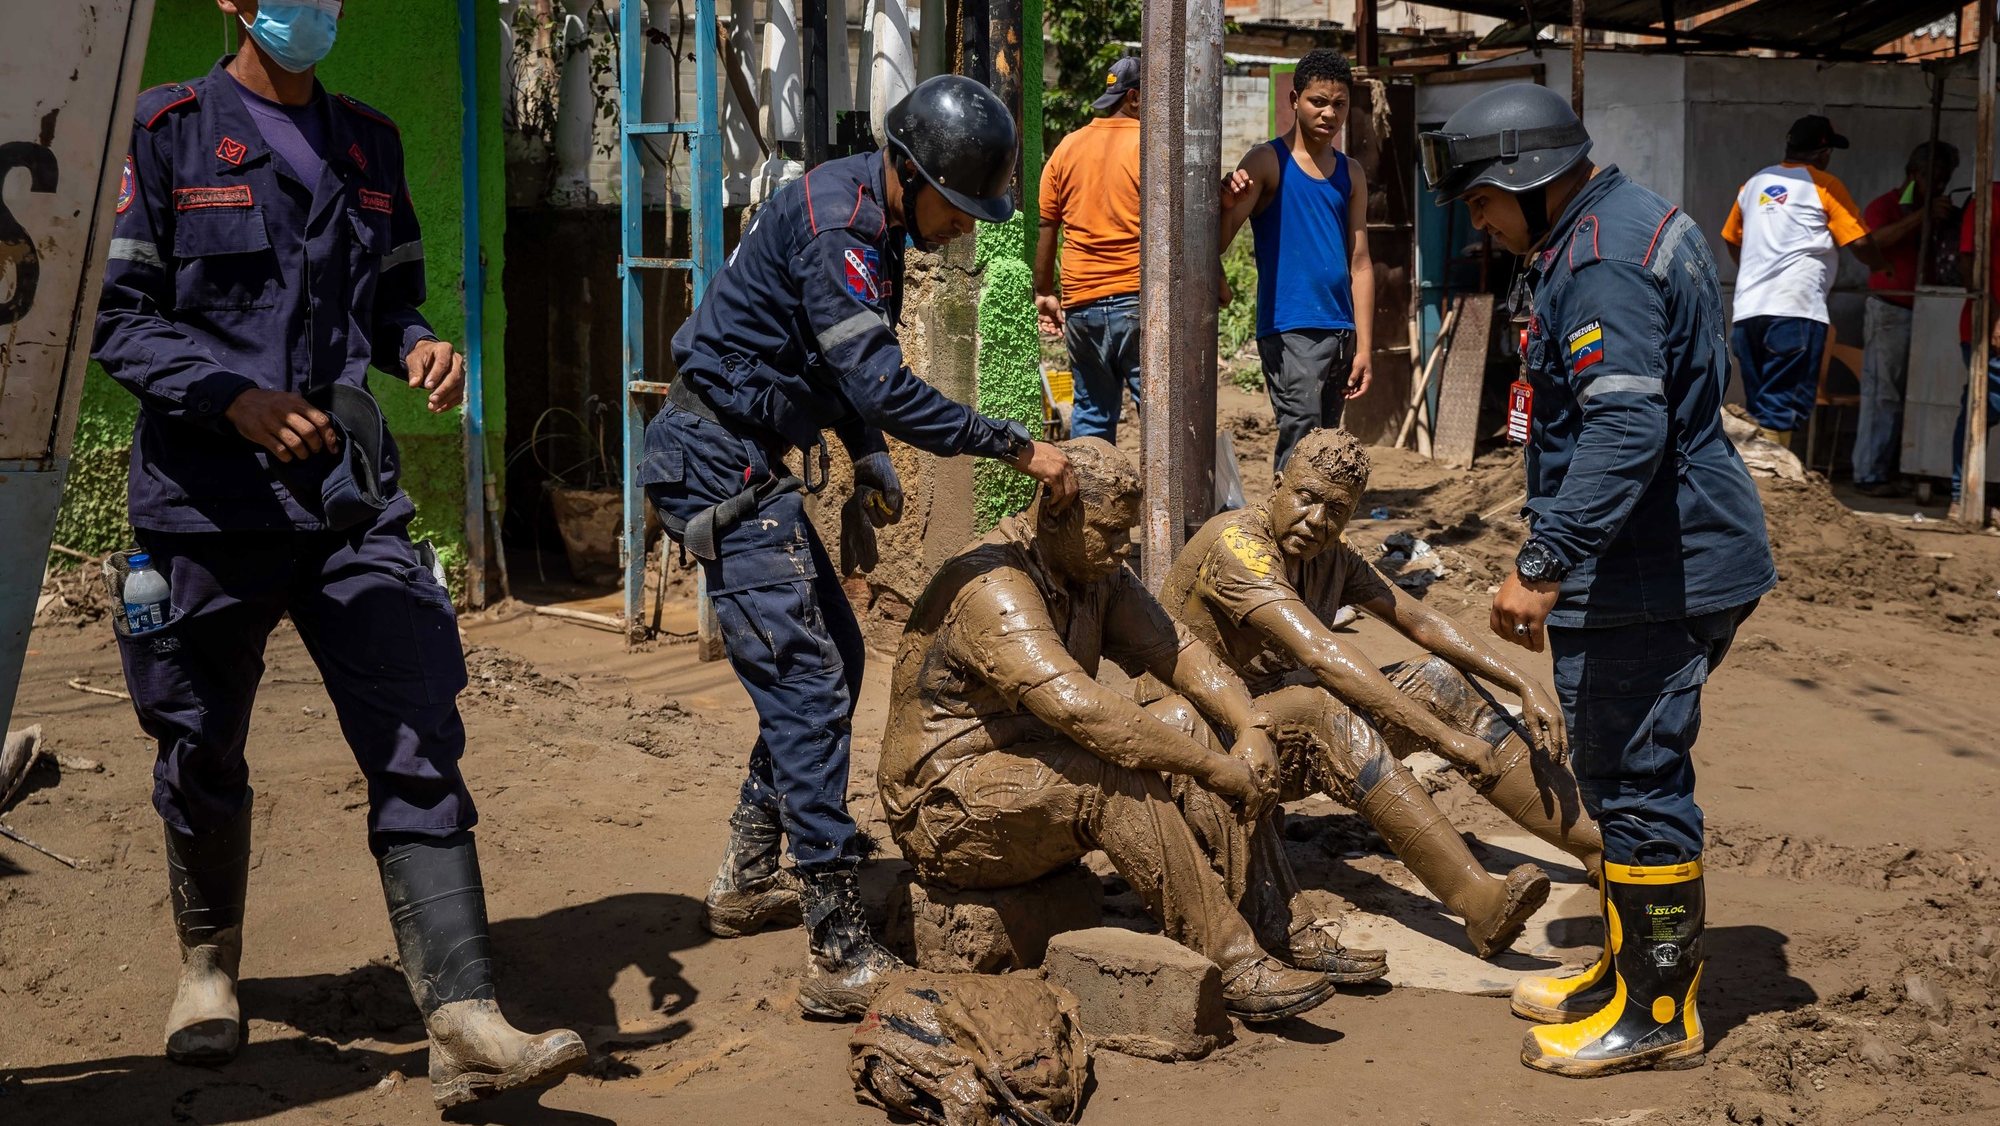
top-left (122, 553), bottom-right (170, 635)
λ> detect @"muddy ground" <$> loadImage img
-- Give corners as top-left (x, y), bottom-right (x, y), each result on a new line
top-left (5, 384), bottom-right (2000, 1125)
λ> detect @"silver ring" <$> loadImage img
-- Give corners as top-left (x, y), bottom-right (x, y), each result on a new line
top-left (1513, 623), bottom-right (1530, 637)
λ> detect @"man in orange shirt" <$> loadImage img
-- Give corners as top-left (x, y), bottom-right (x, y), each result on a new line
top-left (1036, 56), bottom-right (1143, 442)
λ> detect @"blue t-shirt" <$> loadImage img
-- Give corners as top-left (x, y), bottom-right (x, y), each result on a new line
top-left (229, 73), bottom-right (328, 188)
top-left (1250, 138), bottom-right (1355, 338)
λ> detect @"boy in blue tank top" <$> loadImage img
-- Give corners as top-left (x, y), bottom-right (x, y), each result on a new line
top-left (1220, 50), bottom-right (1375, 470)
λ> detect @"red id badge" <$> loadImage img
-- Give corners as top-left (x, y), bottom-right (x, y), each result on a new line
top-left (1507, 380), bottom-right (1533, 444)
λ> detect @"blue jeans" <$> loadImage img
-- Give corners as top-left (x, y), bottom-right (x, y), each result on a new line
top-left (1855, 298), bottom-right (1912, 486)
top-left (1953, 344), bottom-right (2000, 501)
top-left (1731, 315), bottom-right (1827, 433)
top-left (1550, 601), bottom-right (1756, 865)
top-left (1063, 293), bottom-right (1143, 442)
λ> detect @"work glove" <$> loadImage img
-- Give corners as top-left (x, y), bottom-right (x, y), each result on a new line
top-left (840, 453), bottom-right (903, 577)
top-left (852, 452), bottom-right (904, 527)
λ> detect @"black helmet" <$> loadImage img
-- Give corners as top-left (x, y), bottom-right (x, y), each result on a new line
top-left (1420, 83), bottom-right (1592, 202)
top-left (884, 75), bottom-right (1019, 225)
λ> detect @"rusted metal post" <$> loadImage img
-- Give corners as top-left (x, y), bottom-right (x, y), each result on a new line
top-left (1140, 0), bottom-right (1219, 590)
top-left (1968, 5), bottom-right (1994, 527)
top-left (1356, 0), bottom-right (1377, 69)
top-left (988, 0), bottom-right (1023, 199)
top-left (1570, 0), bottom-right (1586, 117)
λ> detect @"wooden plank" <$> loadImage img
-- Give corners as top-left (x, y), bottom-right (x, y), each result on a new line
top-left (1430, 293), bottom-right (1494, 469)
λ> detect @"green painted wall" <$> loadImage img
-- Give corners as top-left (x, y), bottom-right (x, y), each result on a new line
top-left (971, 1), bottom-right (1047, 532)
top-left (56, 0), bottom-right (506, 579)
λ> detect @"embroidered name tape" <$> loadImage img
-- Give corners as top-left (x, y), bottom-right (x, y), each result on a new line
top-left (174, 185), bottom-right (253, 211)
top-left (358, 189), bottom-right (394, 214)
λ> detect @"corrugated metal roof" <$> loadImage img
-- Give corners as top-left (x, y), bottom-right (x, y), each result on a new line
top-left (1414, 0), bottom-right (1970, 58)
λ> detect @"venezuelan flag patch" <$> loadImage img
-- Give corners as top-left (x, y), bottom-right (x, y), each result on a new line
top-left (1566, 320), bottom-right (1604, 375)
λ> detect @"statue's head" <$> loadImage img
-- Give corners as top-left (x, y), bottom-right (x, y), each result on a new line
top-left (1269, 429), bottom-right (1370, 560)
top-left (1036, 437), bottom-right (1142, 584)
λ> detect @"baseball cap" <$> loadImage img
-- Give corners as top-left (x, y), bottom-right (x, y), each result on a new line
top-left (1786, 114), bottom-right (1849, 152)
top-left (1092, 56), bottom-right (1140, 113)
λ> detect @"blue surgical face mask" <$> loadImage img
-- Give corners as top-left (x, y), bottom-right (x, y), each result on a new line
top-left (241, 2), bottom-right (342, 74)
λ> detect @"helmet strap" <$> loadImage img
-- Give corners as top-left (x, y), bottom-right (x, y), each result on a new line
top-left (1520, 185), bottom-right (1553, 250)
top-left (894, 156), bottom-right (941, 252)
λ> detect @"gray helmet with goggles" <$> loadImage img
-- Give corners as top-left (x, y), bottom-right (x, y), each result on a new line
top-left (1420, 84), bottom-right (1592, 241)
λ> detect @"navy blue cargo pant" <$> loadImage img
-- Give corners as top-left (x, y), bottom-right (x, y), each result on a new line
top-left (1549, 600), bottom-right (1757, 865)
top-left (116, 503), bottom-right (475, 847)
top-left (641, 404), bottom-right (865, 870)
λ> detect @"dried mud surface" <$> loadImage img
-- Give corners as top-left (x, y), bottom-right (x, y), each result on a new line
top-left (6, 389), bottom-right (2000, 1123)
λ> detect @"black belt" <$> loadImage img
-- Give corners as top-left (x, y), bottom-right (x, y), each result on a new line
top-left (660, 379), bottom-right (829, 560)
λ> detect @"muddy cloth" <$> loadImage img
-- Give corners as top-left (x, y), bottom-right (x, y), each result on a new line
top-left (850, 970), bottom-right (1088, 1126)
top-left (880, 517), bottom-right (1262, 971)
top-left (1160, 510), bottom-right (1392, 696)
top-left (115, 503), bottom-right (473, 842)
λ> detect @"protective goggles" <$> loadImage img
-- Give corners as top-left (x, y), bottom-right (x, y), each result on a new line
top-left (1419, 122), bottom-right (1591, 192)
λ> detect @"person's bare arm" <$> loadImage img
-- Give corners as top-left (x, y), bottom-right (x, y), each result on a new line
top-left (1034, 221), bottom-right (1065, 333)
top-left (1242, 597), bottom-right (1497, 771)
top-left (1219, 143), bottom-right (1278, 255)
top-left (1345, 157), bottom-right (1375, 399)
top-left (1357, 585), bottom-right (1568, 762)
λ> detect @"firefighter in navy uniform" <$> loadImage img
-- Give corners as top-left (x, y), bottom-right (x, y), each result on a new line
top-left (1420, 85), bottom-right (1777, 1077)
top-left (92, 3), bottom-right (583, 1108)
top-left (642, 74), bottom-right (1077, 1019)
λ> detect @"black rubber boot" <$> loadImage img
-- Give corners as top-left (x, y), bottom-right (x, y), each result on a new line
top-left (1521, 856), bottom-right (1707, 1076)
top-left (163, 795), bottom-right (253, 1066)
top-left (795, 864), bottom-right (905, 1019)
top-left (379, 833), bottom-right (589, 1108)
top-left (701, 802), bottom-right (802, 938)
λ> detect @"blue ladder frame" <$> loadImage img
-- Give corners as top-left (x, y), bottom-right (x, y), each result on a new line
top-left (620, 0), bottom-right (724, 646)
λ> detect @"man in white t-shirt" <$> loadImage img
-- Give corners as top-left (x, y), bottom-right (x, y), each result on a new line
top-left (1722, 115), bottom-right (1893, 446)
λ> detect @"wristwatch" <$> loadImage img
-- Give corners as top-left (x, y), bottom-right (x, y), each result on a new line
top-left (996, 419), bottom-right (1034, 465)
top-left (1514, 537), bottom-right (1568, 584)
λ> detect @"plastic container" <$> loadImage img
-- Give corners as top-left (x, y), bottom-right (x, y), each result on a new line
top-left (121, 553), bottom-right (170, 635)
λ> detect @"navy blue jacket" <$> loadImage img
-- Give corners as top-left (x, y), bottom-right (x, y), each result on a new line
top-left (93, 58), bottom-right (434, 533)
top-left (665, 151), bottom-right (1018, 464)
top-left (1519, 166), bottom-right (1776, 627)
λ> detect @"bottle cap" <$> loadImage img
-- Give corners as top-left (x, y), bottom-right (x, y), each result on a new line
top-left (129, 552), bottom-right (151, 568)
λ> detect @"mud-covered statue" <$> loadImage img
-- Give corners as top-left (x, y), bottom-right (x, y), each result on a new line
top-left (1160, 428), bottom-right (1604, 959)
top-left (879, 439), bottom-right (1381, 1023)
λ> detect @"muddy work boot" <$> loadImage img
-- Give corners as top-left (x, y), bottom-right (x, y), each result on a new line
top-left (1356, 767), bottom-right (1549, 958)
top-left (796, 864), bottom-right (906, 1019)
top-left (1243, 816), bottom-right (1387, 984)
top-left (1522, 856), bottom-right (1707, 1077)
top-left (701, 803), bottom-right (803, 938)
top-left (379, 833), bottom-right (588, 1109)
top-left (163, 798), bottom-right (253, 1066)
top-left (1219, 956), bottom-right (1340, 1022)
top-left (1474, 734), bottom-right (1604, 882)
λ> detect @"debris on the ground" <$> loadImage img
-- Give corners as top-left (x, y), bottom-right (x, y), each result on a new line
top-left (1379, 532), bottom-right (1447, 593)
top-left (1722, 404), bottom-right (1806, 482)
top-left (1, 727), bottom-right (45, 811)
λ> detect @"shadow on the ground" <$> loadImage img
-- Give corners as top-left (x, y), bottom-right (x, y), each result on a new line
top-left (2, 891), bottom-right (704, 1124)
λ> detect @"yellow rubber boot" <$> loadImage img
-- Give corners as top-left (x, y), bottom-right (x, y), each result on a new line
top-left (1521, 858), bottom-right (1706, 1077)
top-left (1511, 880), bottom-right (1613, 1023)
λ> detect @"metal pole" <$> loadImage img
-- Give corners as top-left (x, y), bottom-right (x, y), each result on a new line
top-left (1570, 0), bottom-right (1586, 117)
top-left (1356, 0), bottom-right (1376, 69)
top-left (457, 0), bottom-right (489, 609)
top-left (620, 0), bottom-right (647, 639)
top-left (1140, 0), bottom-right (1213, 591)
top-left (1968, 5), bottom-right (1994, 528)
top-left (804, 0), bottom-right (829, 166)
top-left (1183, 0), bottom-right (1221, 520)
top-left (988, 0), bottom-right (1023, 201)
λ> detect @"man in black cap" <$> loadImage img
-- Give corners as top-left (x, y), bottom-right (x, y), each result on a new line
top-left (1035, 56), bottom-right (1145, 442)
top-left (1722, 115), bottom-right (1896, 448)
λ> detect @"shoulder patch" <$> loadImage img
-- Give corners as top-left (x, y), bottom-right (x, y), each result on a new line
top-left (843, 247), bottom-right (881, 301)
top-left (137, 82), bottom-right (199, 131)
top-left (117, 155), bottom-right (136, 214)
top-left (334, 94), bottom-right (399, 133)
top-left (1565, 319), bottom-right (1605, 375)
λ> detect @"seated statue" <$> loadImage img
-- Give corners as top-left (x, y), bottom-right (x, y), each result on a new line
top-left (1161, 428), bottom-right (1604, 958)
top-left (878, 439), bottom-right (1384, 1023)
